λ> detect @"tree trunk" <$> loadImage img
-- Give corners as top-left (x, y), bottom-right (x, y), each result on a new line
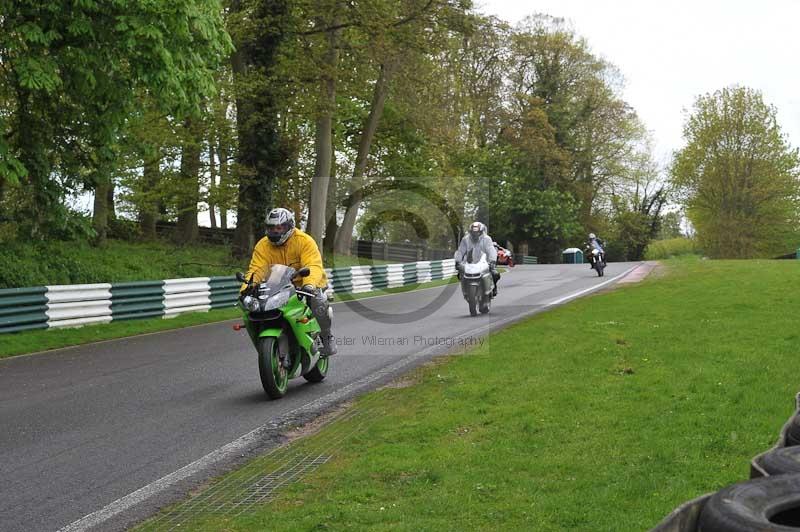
top-left (306, 17), bottom-right (340, 248)
top-left (107, 184), bottom-right (117, 223)
top-left (139, 145), bottom-right (161, 240)
top-left (15, 87), bottom-right (54, 239)
top-left (92, 179), bottom-right (110, 246)
top-left (218, 134), bottom-right (229, 230)
top-left (322, 140), bottom-right (338, 254)
top-left (208, 138), bottom-right (218, 229)
top-left (175, 117), bottom-right (202, 244)
top-left (231, 27), bottom-right (255, 258)
top-left (231, 0), bottom-right (289, 258)
top-left (334, 61), bottom-right (396, 255)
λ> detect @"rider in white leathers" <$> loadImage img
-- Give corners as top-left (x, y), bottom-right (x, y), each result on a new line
top-left (454, 222), bottom-right (500, 296)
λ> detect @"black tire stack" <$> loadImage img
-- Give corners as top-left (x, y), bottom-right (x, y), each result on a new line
top-left (652, 394), bottom-right (800, 531)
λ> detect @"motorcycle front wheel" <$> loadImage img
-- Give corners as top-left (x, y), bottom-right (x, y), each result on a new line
top-left (467, 284), bottom-right (478, 316)
top-left (258, 337), bottom-right (289, 399)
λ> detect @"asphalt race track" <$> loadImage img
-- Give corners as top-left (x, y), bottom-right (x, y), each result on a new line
top-left (0, 262), bottom-right (638, 532)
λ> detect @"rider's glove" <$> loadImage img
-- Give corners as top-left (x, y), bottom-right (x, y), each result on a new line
top-left (302, 284), bottom-right (317, 296)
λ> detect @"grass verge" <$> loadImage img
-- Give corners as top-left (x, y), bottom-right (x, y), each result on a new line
top-left (0, 277), bottom-right (458, 359)
top-left (138, 257), bottom-right (800, 531)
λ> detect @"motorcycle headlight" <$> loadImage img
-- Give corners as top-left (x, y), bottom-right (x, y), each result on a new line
top-left (262, 290), bottom-right (292, 311)
top-left (242, 295), bottom-right (260, 312)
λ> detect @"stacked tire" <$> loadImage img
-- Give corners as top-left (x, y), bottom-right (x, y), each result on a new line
top-left (694, 410), bottom-right (800, 531)
top-left (697, 473), bottom-right (800, 531)
top-left (786, 413), bottom-right (800, 446)
top-left (652, 396), bottom-right (800, 531)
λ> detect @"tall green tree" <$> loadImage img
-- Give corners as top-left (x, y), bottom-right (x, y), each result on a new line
top-left (672, 86), bottom-right (800, 258)
top-left (229, 0), bottom-right (291, 257)
top-left (0, 0), bottom-right (231, 241)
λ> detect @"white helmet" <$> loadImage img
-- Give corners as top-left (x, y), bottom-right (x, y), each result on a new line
top-left (589, 233), bottom-right (596, 240)
top-left (468, 221), bottom-right (485, 243)
top-left (265, 208), bottom-right (295, 246)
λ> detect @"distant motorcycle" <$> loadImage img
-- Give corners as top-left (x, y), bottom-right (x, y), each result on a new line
top-left (494, 242), bottom-right (515, 267)
top-left (586, 247), bottom-right (606, 277)
top-left (236, 265), bottom-right (329, 399)
top-left (459, 252), bottom-right (494, 316)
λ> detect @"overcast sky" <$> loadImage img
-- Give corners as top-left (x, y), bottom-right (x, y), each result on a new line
top-left (477, 0), bottom-right (800, 162)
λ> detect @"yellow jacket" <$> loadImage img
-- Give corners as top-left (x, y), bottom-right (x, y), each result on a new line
top-left (242, 229), bottom-right (328, 291)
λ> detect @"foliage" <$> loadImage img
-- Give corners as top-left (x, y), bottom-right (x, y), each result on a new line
top-left (672, 86), bottom-right (800, 258)
top-left (0, 0), bottom-right (232, 239)
top-left (644, 237), bottom-right (700, 260)
top-left (0, 239), bottom-right (244, 289)
top-left (658, 211), bottom-right (684, 240)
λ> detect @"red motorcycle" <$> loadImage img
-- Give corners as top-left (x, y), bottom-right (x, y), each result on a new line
top-left (494, 242), bottom-right (515, 267)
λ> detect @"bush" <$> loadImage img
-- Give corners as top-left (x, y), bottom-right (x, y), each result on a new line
top-left (644, 238), bottom-right (700, 260)
top-left (0, 239), bottom-right (245, 289)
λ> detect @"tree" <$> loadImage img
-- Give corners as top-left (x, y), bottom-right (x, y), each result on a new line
top-left (229, 0), bottom-right (292, 258)
top-left (672, 86), bottom-right (800, 258)
top-left (508, 16), bottom-right (645, 226)
top-left (0, 0), bottom-right (231, 242)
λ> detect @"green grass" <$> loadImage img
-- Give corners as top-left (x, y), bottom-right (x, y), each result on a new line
top-left (0, 277), bottom-right (458, 359)
top-left (138, 257), bottom-right (800, 531)
top-left (0, 238), bottom-right (394, 289)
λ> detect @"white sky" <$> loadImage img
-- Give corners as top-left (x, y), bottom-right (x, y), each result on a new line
top-left (477, 0), bottom-right (800, 161)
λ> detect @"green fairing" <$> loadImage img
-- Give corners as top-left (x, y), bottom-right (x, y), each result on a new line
top-left (239, 294), bottom-right (321, 352)
top-left (275, 295), bottom-right (321, 352)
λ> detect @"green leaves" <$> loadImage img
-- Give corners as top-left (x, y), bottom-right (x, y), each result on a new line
top-left (672, 86), bottom-right (800, 258)
top-left (15, 56), bottom-right (62, 92)
top-left (0, 0), bottom-right (233, 239)
top-left (0, 139), bottom-right (28, 185)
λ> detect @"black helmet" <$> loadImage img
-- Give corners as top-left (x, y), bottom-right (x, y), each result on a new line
top-left (265, 208), bottom-right (296, 246)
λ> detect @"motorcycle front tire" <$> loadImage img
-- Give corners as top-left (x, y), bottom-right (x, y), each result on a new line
top-left (468, 284), bottom-right (478, 316)
top-left (258, 337), bottom-right (289, 399)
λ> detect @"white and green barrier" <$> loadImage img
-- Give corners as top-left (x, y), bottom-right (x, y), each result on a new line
top-left (0, 259), bottom-right (456, 334)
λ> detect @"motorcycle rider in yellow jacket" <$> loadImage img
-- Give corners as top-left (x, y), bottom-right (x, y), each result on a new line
top-left (241, 208), bottom-right (336, 356)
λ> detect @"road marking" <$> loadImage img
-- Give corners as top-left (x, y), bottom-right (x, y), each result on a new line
top-left (59, 263), bottom-right (638, 532)
top-left (545, 265), bottom-right (640, 307)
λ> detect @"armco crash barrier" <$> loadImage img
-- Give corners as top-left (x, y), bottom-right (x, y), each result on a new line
top-left (0, 259), bottom-right (456, 334)
top-left (651, 392), bottom-right (800, 531)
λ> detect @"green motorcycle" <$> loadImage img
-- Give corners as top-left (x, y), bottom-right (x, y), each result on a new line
top-left (236, 264), bottom-right (329, 399)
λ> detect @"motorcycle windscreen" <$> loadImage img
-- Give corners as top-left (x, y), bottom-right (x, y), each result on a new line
top-left (466, 250), bottom-right (487, 264)
top-left (251, 264), bottom-right (296, 289)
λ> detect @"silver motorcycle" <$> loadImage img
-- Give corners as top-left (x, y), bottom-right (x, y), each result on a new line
top-left (459, 251), bottom-right (494, 316)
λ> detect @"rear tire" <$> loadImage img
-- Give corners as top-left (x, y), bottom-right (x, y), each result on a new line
top-left (479, 294), bottom-right (491, 314)
top-left (258, 337), bottom-right (288, 399)
top-left (304, 355), bottom-right (329, 383)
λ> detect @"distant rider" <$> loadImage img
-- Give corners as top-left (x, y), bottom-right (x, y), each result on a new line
top-left (586, 233), bottom-right (607, 268)
top-left (454, 222), bottom-right (500, 297)
top-left (241, 208), bottom-right (337, 356)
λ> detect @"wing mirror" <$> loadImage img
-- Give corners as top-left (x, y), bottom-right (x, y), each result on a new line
top-left (294, 267), bottom-right (311, 278)
top-left (236, 272), bottom-right (247, 283)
